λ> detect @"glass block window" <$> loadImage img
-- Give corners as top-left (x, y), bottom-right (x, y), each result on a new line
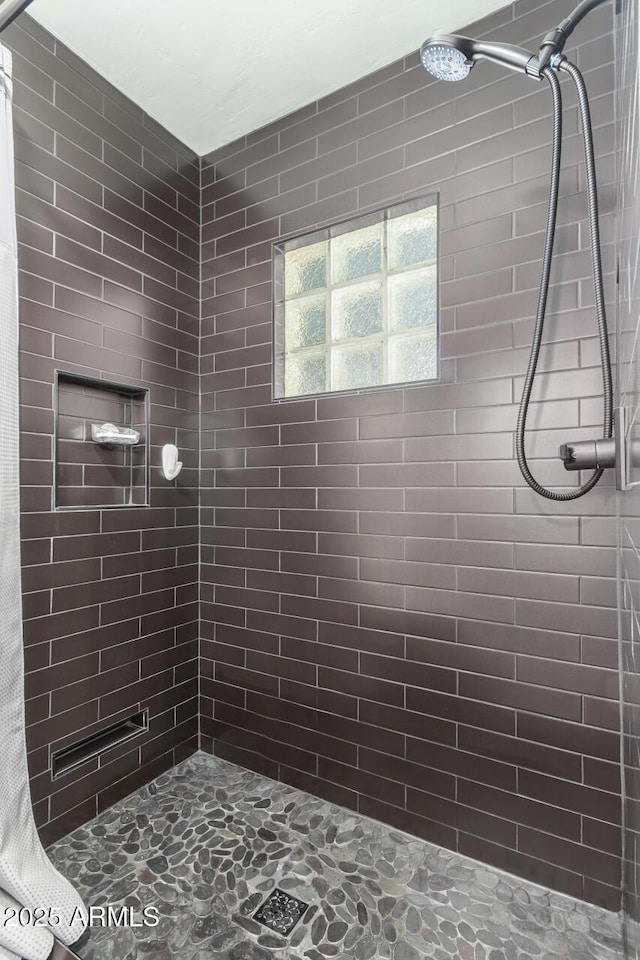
top-left (272, 194), bottom-right (438, 399)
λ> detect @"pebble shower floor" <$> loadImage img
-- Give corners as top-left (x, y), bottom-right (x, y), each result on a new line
top-left (47, 752), bottom-right (623, 960)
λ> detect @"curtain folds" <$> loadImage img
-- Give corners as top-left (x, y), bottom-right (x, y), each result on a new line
top-left (0, 42), bottom-right (87, 960)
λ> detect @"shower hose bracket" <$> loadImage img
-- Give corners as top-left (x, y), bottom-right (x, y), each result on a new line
top-left (558, 407), bottom-right (638, 491)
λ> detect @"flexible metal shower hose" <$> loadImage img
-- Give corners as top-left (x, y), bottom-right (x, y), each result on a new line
top-left (515, 61), bottom-right (613, 500)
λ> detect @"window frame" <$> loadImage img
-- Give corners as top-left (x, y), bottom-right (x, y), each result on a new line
top-left (271, 191), bottom-right (440, 402)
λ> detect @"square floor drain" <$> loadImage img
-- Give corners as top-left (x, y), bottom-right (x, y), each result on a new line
top-left (253, 888), bottom-right (309, 936)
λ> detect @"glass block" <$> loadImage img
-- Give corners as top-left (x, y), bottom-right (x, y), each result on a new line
top-left (332, 341), bottom-right (383, 391)
top-left (388, 266), bottom-right (437, 332)
top-left (285, 294), bottom-right (327, 350)
top-left (332, 223), bottom-right (382, 283)
top-left (285, 349), bottom-right (327, 397)
top-left (388, 205), bottom-right (437, 270)
top-left (285, 241), bottom-right (327, 297)
top-left (332, 281), bottom-right (382, 341)
top-left (389, 332), bottom-right (437, 384)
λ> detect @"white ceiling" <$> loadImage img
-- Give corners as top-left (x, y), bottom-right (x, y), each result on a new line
top-left (28, 0), bottom-right (507, 157)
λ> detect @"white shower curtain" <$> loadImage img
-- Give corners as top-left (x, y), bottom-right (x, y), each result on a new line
top-left (0, 43), bottom-right (87, 960)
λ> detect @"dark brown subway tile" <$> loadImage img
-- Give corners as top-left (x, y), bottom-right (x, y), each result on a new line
top-left (9, 0), bottom-right (621, 911)
top-left (459, 832), bottom-right (583, 901)
top-left (457, 619), bottom-right (580, 661)
top-left (11, 15), bottom-right (199, 836)
top-left (406, 716), bottom-right (519, 788)
top-left (50, 619), bottom-right (140, 664)
top-left (459, 673), bottom-right (582, 721)
top-left (519, 827), bottom-right (620, 887)
top-left (405, 684), bottom-right (515, 736)
top-left (459, 724), bottom-right (582, 781)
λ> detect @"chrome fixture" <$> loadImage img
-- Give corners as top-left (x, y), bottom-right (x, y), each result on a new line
top-left (560, 408), bottom-right (638, 493)
top-left (559, 439), bottom-right (616, 473)
top-left (91, 423), bottom-right (140, 447)
top-left (420, 35), bottom-right (540, 81)
top-left (420, 0), bottom-right (613, 500)
top-left (0, 0), bottom-right (34, 34)
top-left (537, 0), bottom-right (608, 71)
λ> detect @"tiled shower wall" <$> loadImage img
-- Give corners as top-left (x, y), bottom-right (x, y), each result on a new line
top-left (4, 15), bottom-right (200, 844)
top-left (7, 0), bottom-right (625, 912)
top-left (200, 0), bottom-right (622, 910)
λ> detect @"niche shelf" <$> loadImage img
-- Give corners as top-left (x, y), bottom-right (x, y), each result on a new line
top-left (54, 371), bottom-right (149, 510)
top-left (51, 710), bottom-right (149, 779)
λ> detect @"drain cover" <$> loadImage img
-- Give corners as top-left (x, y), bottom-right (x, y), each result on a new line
top-left (253, 888), bottom-right (309, 936)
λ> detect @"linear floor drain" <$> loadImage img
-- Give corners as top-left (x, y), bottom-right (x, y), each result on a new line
top-left (253, 888), bottom-right (309, 936)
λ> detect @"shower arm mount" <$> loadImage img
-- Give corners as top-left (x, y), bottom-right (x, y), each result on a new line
top-left (537, 0), bottom-right (611, 71)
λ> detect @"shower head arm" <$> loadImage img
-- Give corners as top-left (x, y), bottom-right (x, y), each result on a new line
top-left (537, 0), bottom-right (610, 70)
top-left (0, 0), bottom-right (34, 34)
top-left (470, 40), bottom-right (541, 77)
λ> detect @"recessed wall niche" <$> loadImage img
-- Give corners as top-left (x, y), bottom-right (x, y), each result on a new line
top-left (54, 372), bottom-right (149, 510)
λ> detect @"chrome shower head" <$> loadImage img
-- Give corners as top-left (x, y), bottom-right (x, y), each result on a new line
top-left (420, 41), bottom-right (472, 81)
top-left (420, 34), bottom-right (540, 81)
